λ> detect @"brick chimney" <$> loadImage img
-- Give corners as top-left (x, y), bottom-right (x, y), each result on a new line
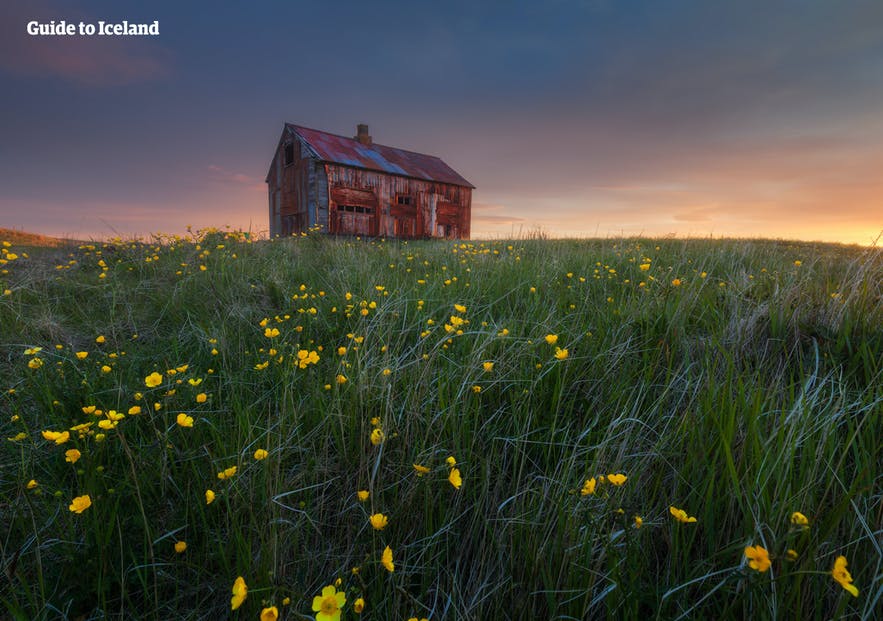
top-left (355, 124), bottom-right (372, 145)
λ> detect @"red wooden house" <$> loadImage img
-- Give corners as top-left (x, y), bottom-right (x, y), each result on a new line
top-left (266, 123), bottom-right (474, 238)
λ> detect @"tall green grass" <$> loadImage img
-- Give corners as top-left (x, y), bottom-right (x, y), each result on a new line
top-left (1, 232), bottom-right (880, 620)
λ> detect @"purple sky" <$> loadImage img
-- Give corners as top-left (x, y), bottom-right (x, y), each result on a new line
top-left (1, 0), bottom-right (882, 244)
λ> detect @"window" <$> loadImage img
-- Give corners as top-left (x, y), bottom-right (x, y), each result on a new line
top-left (339, 205), bottom-right (374, 214)
top-left (284, 142), bottom-right (294, 166)
top-left (396, 195), bottom-right (413, 206)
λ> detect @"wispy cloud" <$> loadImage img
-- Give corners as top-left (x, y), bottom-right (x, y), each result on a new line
top-left (207, 165), bottom-right (265, 193)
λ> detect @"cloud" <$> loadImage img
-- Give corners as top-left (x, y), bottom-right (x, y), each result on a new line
top-left (0, 1), bottom-right (169, 85)
top-left (207, 165), bottom-right (265, 193)
top-left (471, 202), bottom-right (527, 226)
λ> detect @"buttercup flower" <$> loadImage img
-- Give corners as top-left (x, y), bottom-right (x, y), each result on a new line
top-left (27, 479), bottom-right (38, 489)
top-left (217, 466), bottom-right (237, 480)
top-left (353, 597), bottom-right (365, 613)
top-left (260, 606), bottom-right (278, 621)
top-left (69, 494), bottom-right (92, 514)
top-left (231, 576), bottom-right (247, 610)
top-left (448, 468), bottom-right (462, 489)
top-left (176, 413), bottom-right (194, 428)
top-left (65, 449), bottom-right (82, 463)
top-left (312, 584), bottom-right (346, 621)
top-left (554, 347), bottom-right (569, 360)
top-left (357, 490), bottom-right (369, 502)
top-left (264, 327), bottom-right (280, 338)
top-left (607, 473), bottom-right (627, 486)
top-left (381, 545), bottom-right (395, 572)
top-left (669, 506), bottom-right (697, 523)
top-left (634, 515), bottom-right (643, 528)
top-left (145, 372), bottom-right (163, 388)
top-left (205, 489), bottom-right (216, 505)
top-left (482, 361), bottom-right (494, 372)
top-left (175, 541), bottom-right (187, 553)
top-left (75, 351), bottom-right (88, 360)
top-left (831, 556), bottom-right (859, 597)
top-left (254, 448), bottom-right (268, 460)
top-left (545, 334), bottom-right (558, 345)
top-left (790, 511), bottom-right (809, 527)
top-left (369, 513), bottom-right (388, 530)
top-left (195, 393), bottom-right (207, 403)
top-left (413, 463), bottom-right (430, 476)
top-left (744, 545), bottom-right (771, 572)
top-left (580, 477), bottom-right (597, 496)
top-left (370, 428), bottom-right (384, 446)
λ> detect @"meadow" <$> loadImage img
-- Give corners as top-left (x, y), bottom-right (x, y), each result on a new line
top-left (1, 230), bottom-right (880, 620)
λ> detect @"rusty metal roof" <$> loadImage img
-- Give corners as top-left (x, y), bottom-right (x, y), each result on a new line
top-left (286, 123), bottom-right (474, 188)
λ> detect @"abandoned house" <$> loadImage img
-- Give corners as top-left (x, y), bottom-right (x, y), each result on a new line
top-left (266, 123), bottom-right (474, 239)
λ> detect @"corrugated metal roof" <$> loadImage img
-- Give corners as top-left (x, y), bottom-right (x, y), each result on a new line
top-left (286, 123), bottom-right (474, 188)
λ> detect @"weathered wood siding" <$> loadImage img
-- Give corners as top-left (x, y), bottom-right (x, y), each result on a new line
top-left (324, 164), bottom-right (471, 239)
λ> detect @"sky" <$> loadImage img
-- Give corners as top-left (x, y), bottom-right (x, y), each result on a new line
top-left (1, 0), bottom-right (882, 245)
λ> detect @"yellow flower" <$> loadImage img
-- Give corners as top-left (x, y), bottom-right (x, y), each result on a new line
top-left (370, 428), bottom-right (385, 446)
top-left (639, 263), bottom-right (651, 271)
top-left (831, 555), bottom-right (859, 597)
top-left (195, 393), bottom-right (207, 403)
top-left (454, 303), bottom-right (467, 313)
top-left (65, 449), bottom-right (82, 463)
top-left (231, 576), bottom-right (247, 610)
top-left (790, 511), bottom-right (809, 527)
top-left (413, 463), bottom-right (430, 476)
top-left (205, 489), bottom-right (216, 505)
top-left (369, 513), bottom-right (388, 530)
top-left (446, 456), bottom-right (457, 467)
top-left (260, 606), bottom-right (278, 621)
top-left (472, 385), bottom-right (482, 394)
top-left (785, 549), bottom-right (798, 561)
top-left (145, 372), bottom-right (163, 388)
top-left (69, 494), bottom-right (92, 514)
top-left (42, 430), bottom-right (70, 445)
top-left (128, 405), bottom-right (141, 415)
top-left (101, 365), bottom-right (112, 374)
top-left (27, 479), bottom-right (38, 489)
top-left (544, 334), bottom-right (558, 345)
top-left (337, 346), bottom-right (347, 356)
top-left (176, 413), bottom-right (194, 428)
top-left (357, 489), bottom-right (370, 502)
top-left (607, 473), bottom-right (627, 486)
top-left (264, 327), bottom-right (280, 338)
top-left (669, 506), bottom-right (697, 523)
top-left (794, 260), bottom-right (802, 267)
top-left (217, 466), bottom-right (237, 480)
top-left (671, 278), bottom-right (682, 286)
top-left (95, 335), bottom-right (105, 344)
top-left (744, 545), bottom-right (771, 572)
top-left (634, 515), bottom-right (643, 529)
top-left (448, 468), bottom-right (462, 489)
top-left (336, 374), bottom-right (348, 384)
top-left (254, 448), bottom-right (268, 461)
top-left (381, 545), bottom-right (395, 572)
top-left (312, 584), bottom-right (346, 621)
top-left (554, 347), bottom-right (569, 360)
top-left (580, 478), bottom-right (597, 495)
top-left (174, 541), bottom-right (187, 554)
top-left (8, 432), bottom-right (27, 442)
top-left (353, 597), bottom-right (365, 613)
top-left (28, 358), bottom-right (43, 369)
top-left (75, 351), bottom-right (89, 360)
top-left (482, 361), bottom-right (494, 373)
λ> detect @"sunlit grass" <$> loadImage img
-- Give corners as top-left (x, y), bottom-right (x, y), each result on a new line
top-left (1, 231), bottom-right (880, 619)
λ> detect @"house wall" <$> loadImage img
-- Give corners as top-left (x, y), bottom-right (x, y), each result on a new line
top-left (324, 164), bottom-right (471, 239)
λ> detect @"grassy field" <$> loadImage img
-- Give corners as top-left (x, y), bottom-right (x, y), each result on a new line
top-left (1, 230), bottom-right (880, 620)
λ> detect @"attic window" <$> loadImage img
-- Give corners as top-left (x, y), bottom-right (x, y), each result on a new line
top-left (396, 195), bottom-right (413, 206)
top-left (284, 142), bottom-right (294, 166)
